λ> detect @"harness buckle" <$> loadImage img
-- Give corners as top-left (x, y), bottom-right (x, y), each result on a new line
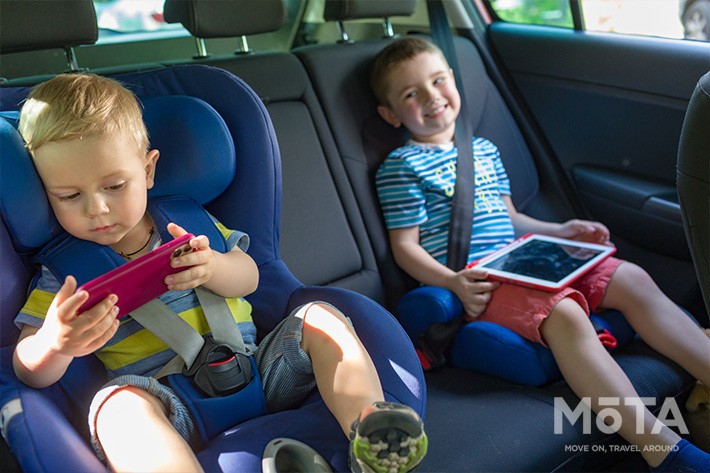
top-left (184, 335), bottom-right (253, 397)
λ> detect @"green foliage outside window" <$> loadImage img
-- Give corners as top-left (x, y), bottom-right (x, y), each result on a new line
top-left (490, 0), bottom-right (573, 28)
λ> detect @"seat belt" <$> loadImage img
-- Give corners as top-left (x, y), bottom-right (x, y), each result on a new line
top-left (428, 0), bottom-right (475, 272)
top-left (411, 1), bottom-right (476, 371)
top-left (134, 286), bottom-right (253, 397)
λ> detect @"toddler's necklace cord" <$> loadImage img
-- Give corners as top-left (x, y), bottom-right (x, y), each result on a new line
top-left (118, 227), bottom-right (155, 260)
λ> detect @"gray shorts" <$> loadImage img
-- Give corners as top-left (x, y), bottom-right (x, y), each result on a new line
top-left (88, 302), bottom-right (326, 458)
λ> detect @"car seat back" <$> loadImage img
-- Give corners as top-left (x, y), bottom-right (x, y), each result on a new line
top-left (677, 70), bottom-right (710, 314)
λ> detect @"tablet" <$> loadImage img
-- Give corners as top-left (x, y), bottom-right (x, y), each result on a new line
top-left (469, 234), bottom-right (616, 292)
top-left (77, 233), bottom-right (195, 318)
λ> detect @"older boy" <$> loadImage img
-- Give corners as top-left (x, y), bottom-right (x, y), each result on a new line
top-left (372, 36), bottom-right (709, 472)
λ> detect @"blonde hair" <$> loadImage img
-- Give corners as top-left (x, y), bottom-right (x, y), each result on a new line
top-left (370, 37), bottom-right (448, 106)
top-left (19, 73), bottom-right (148, 155)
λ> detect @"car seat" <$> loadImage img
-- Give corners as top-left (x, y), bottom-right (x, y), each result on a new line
top-left (677, 70), bottom-right (710, 315)
top-left (0, 8), bottom-right (425, 473)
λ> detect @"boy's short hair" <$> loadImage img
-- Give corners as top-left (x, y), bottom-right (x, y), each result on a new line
top-left (370, 36), bottom-right (448, 106)
top-left (19, 73), bottom-right (148, 155)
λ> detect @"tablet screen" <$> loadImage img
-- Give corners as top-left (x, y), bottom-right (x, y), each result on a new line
top-left (473, 234), bottom-right (616, 290)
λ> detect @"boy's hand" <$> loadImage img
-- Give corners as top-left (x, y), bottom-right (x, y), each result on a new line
top-left (449, 267), bottom-right (500, 321)
top-left (38, 275), bottom-right (119, 358)
top-left (557, 219), bottom-right (611, 245)
top-left (165, 222), bottom-right (215, 291)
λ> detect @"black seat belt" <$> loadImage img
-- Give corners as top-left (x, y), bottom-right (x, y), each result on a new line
top-left (428, 0), bottom-right (475, 272)
top-left (413, 1), bottom-right (475, 371)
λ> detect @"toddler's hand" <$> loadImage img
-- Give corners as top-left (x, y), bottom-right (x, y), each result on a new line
top-left (38, 276), bottom-right (119, 358)
top-left (165, 222), bottom-right (215, 291)
top-left (557, 219), bottom-right (610, 245)
top-left (450, 267), bottom-right (500, 321)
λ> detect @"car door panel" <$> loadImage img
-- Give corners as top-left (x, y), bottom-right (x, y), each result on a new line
top-left (486, 21), bottom-right (710, 314)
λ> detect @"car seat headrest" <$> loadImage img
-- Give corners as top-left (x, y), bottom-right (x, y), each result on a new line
top-left (323, 0), bottom-right (417, 22)
top-left (0, 95), bottom-right (235, 253)
top-left (163, 0), bottom-right (286, 38)
top-left (0, 0), bottom-right (97, 54)
top-left (144, 95), bottom-right (236, 202)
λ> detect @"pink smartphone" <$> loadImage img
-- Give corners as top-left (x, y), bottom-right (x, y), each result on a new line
top-left (77, 233), bottom-right (195, 318)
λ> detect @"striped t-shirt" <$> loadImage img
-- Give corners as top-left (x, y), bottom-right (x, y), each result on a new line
top-left (376, 137), bottom-right (516, 265)
top-left (15, 219), bottom-right (256, 379)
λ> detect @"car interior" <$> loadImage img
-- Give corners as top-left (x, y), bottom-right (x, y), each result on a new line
top-left (1, 0), bottom-right (708, 472)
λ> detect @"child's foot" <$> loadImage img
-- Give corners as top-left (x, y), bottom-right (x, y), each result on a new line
top-left (649, 439), bottom-right (710, 472)
top-left (349, 402), bottom-right (428, 473)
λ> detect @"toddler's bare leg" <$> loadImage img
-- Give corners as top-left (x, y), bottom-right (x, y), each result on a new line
top-left (297, 303), bottom-right (384, 436)
top-left (95, 386), bottom-right (204, 473)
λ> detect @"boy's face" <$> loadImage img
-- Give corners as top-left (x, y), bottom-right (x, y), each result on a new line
top-left (32, 131), bottom-right (159, 254)
top-left (377, 51), bottom-right (461, 144)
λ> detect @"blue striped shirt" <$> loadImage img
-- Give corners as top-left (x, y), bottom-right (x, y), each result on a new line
top-left (376, 137), bottom-right (515, 265)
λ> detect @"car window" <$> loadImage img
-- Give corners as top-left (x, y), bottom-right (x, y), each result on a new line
top-left (487, 0), bottom-right (707, 42)
top-left (94, 0), bottom-right (185, 43)
top-left (92, 0), bottom-right (303, 49)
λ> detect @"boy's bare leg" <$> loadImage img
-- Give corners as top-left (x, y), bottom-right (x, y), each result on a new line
top-left (542, 298), bottom-right (679, 467)
top-left (600, 262), bottom-right (710, 386)
top-left (96, 386), bottom-right (204, 473)
top-left (298, 303), bottom-right (384, 436)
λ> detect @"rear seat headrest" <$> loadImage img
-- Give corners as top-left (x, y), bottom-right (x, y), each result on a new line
top-left (323, 0), bottom-right (417, 21)
top-left (0, 0), bottom-right (97, 54)
top-left (0, 95), bottom-right (235, 253)
top-left (163, 0), bottom-right (286, 38)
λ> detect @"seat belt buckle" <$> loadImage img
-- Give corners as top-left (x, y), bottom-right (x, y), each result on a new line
top-left (184, 336), bottom-right (253, 397)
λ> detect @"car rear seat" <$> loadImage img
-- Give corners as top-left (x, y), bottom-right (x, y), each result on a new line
top-left (161, 0), bottom-right (388, 307)
top-left (2, 0), bottom-right (697, 470)
top-left (291, 1), bottom-right (697, 470)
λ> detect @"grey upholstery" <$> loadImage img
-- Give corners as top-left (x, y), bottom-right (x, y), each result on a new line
top-left (163, 0), bottom-right (286, 37)
top-left (162, 0), bottom-right (386, 302)
top-left (677, 71), bottom-right (710, 313)
top-left (0, 0), bottom-right (97, 54)
top-left (323, 0), bottom-right (417, 21)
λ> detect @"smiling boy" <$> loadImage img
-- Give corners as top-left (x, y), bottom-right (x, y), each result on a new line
top-left (372, 36), bottom-right (710, 472)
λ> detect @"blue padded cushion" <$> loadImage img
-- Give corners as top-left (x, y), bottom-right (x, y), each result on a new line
top-left (0, 95), bottom-right (235, 253)
top-left (0, 118), bottom-right (62, 253)
top-left (398, 286), bottom-right (635, 386)
top-left (449, 321), bottom-right (561, 386)
top-left (144, 96), bottom-right (235, 203)
top-left (397, 286), bottom-right (463, 340)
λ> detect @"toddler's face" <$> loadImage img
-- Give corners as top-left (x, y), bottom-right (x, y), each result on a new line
top-left (378, 51), bottom-right (461, 144)
top-left (32, 131), bottom-right (158, 253)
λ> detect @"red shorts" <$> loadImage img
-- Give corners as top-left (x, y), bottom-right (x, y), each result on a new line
top-left (476, 257), bottom-right (624, 346)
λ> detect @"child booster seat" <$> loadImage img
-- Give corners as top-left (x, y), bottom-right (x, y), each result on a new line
top-left (398, 286), bottom-right (636, 385)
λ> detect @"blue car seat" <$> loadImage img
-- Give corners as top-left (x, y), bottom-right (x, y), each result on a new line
top-left (0, 64), bottom-right (425, 472)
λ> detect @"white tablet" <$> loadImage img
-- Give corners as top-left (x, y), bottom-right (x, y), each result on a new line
top-left (469, 234), bottom-right (617, 292)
